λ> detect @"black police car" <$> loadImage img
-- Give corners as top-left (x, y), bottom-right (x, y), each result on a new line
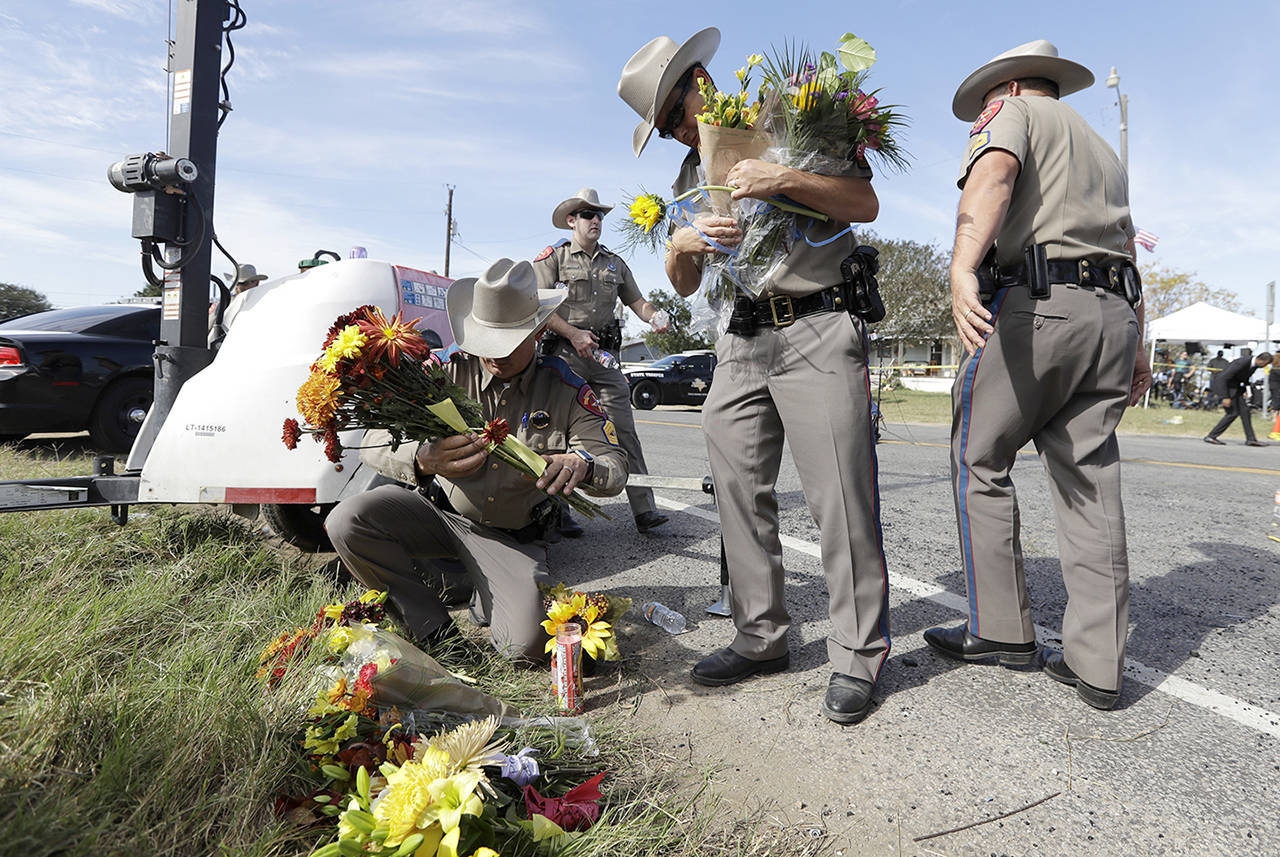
top-left (623, 350), bottom-right (716, 409)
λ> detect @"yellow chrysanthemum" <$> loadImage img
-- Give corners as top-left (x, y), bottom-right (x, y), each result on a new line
top-left (296, 371), bottom-right (342, 426)
top-left (373, 754), bottom-right (450, 846)
top-left (628, 194), bottom-right (664, 233)
top-left (330, 324), bottom-right (367, 360)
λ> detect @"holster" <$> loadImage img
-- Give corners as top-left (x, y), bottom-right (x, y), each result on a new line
top-left (839, 245), bottom-right (886, 323)
top-left (976, 246), bottom-right (999, 299)
top-left (1024, 243), bottom-right (1050, 299)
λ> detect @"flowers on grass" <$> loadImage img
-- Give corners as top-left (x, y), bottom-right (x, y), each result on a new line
top-left (540, 584), bottom-right (629, 661)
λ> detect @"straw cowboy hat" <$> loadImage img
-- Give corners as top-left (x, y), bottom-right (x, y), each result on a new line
top-left (618, 26), bottom-right (720, 157)
top-left (552, 187), bottom-right (615, 230)
top-left (227, 263), bottom-right (267, 287)
top-left (446, 258), bottom-right (565, 358)
top-left (952, 39), bottom-right (1094, 121)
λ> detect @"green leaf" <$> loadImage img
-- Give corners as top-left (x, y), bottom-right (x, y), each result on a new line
top-left (837, 35), bottom-right (876, 72)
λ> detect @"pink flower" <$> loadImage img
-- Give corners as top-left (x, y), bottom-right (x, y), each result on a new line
top-left (850, 91), bottom-right (879, 120)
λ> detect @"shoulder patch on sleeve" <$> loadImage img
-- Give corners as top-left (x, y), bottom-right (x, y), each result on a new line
top-left (601, 418), bottom-right (620, 446)
top-left (970, 99), bottom-right (1003, 135)
top-left (533, 239), bottom-right (569, 262)
top-left (577, 384), bottom-right (606, 418)
top-left (966, 130), bottom-right (990, 161)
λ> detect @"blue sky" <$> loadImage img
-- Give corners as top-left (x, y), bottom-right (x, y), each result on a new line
top-left (3, 0), bottom-right (1277, 331)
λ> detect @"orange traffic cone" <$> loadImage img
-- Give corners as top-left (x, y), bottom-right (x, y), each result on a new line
top-left (1270, 410), bottom-right (1280, 441)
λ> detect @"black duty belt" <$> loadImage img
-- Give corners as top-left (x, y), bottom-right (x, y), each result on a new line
top-left (727, 284), bottom-right (847, 335)
top-left (998, 258), bottom-right (1129, 296)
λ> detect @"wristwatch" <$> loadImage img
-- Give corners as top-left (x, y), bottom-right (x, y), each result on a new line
top-left (571, 448), bottom-right (595, 483)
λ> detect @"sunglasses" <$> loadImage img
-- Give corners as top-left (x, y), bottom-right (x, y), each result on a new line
top-left (657, 73), bottom-right (695, 139)
top-left (573, 209), bottom-right (604, 221)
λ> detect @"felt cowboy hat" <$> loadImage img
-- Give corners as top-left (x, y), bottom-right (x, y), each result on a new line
top-left (446, 258), bottom-right (565, 358)
top-left (552, 187), bottom-right (615, 230)
top-left (227, 263), bottom-right (267, 286)
top-left (618, 26), bottom-right (720, 157)
top-left (952, 39), bottom-right (1094, 121)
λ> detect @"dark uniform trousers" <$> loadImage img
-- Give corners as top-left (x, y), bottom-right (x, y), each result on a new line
top-left (952, 283), bottom-right (1138, 690)
top-left (1208, 397), bottom-right (1257, 442)
top-left (703, 309), bottom-right (891, 683)
top-left (326, 484), bottom-right (550, 660)
top-left (550, 343), bottom-right (657, 518)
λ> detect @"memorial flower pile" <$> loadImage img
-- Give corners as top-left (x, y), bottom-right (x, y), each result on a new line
top-left (258, 591), bottom-right (611, 856)
top-left (283, 304), bottom-right (603, 518)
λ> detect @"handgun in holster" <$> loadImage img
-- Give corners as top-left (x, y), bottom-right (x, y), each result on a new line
top-left (1024, 243), bottom-right (1050, 299)
top-left (1120, 262), bottom-right (1142, 307)
top-left (976, 246), bottom-right (999, 298)
top-left (840, 245), bottom-right (886, 324)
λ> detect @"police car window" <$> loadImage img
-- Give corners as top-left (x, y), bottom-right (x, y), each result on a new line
top-left (649, 355), bottom-right (683, 368)
top-left (0, 305), bottom-right (141, 332)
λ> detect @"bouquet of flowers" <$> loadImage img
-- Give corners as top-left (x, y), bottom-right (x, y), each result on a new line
top-left (539, 583), bottom-right (631, 662)
top-left (616, 33), bottom-right (907, 325)
top-left (282, 304), bottom-right (604, 518)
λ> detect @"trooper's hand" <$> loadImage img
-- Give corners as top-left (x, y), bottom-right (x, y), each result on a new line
top-left (416, 433), bottom-right (489, 480)
top-left (951, 269), bottom-right (994, 355)
top-left (671, 216), bottom-right (741, 256)
top-left (727, 158), bottom-right (787, 200)
top-left (1128, 349), bottom-right (1153, 406)
top-left (536, 453), bottom-right (589, 496)
top-left (1222, 397), bottom-right (1232, 408)
top-left (567, 327), bottom-right (598, 359)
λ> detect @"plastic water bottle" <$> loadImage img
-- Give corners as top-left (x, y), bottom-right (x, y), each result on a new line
top-left (641, 601), bottom-right (687, 635)
top-left (592, 348), bottom-right (620, 370)
top-left (650, 310), bottom-right (670, 331)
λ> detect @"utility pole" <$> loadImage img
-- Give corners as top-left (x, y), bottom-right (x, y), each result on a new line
top-left (1105, 67), bottom-right (1129, 175)
top-left (443, 185), bottom-right (455, 277)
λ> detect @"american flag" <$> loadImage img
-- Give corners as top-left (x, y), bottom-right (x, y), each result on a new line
top-left (1135, 228), bottom-right (1160, 252)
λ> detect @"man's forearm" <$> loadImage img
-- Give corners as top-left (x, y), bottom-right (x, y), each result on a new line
top-left (665, 250), bottom-right (702, 297)
top-left (951, 152), bottom-right (1018, 274)
top-left (769, 169), bottom-right (878, 223)
top-left (546, 313), bottom-right (578, 339)
top-left (629, 299), bottom-right (656, 323)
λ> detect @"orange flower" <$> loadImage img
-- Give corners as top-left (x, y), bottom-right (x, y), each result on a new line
top-left (357, 307), bottom-right (429, 368)
top-left (296, 371), bottom-right (342, 426)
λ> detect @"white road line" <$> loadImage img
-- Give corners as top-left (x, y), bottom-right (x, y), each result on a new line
top-left (655, 494), bottom-right (1280, 739)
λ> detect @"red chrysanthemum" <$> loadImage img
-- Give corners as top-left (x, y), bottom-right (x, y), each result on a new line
top-left (356, 307), bottom-right (429, 369)
top-left (323, 424), bottom-right (342, 463)
top-left (353, 661), bottom-right (378, 696)
top-left (482, 418), bottom-right (510, 447)
top-left (281, 418), bottom-right (302, 450)
top-left (322, 305), bottom-right (379, 349)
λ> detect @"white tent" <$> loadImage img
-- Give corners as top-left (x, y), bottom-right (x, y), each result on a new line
top-left (1146, 301), bottom-right (1279, 345)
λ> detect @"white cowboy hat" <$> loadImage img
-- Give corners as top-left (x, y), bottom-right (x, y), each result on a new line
top-left (446, 258), bottom-right (565, 358)
top-left (952, 39), bottom-right (1094, 121)
top-left (227, 263), bottom-right (267, 286)
top-left (618, 26), bottom-right (720, 157)
top-left (552, 187), bottom-right (615, 230)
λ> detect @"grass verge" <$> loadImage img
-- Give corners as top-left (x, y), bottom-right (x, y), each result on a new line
top-left (0, 442), bottom-right (736, 857)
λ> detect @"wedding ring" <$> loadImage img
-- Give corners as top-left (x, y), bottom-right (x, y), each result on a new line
top-left (964, 309), bottom-right (974, 319)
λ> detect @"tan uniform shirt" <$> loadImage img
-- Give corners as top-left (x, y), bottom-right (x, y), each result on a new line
top-left (532, 238), bottom-right (642, 329)
top-left (361, 353), bottom-right (627, 530)
top-left (672, 148), bottom-right (874, 297)
top-left (958, 95), bottom-right (1135, 267)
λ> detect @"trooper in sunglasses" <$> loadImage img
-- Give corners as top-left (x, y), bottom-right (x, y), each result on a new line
top-left (532, 187), bottom-right (671, 535)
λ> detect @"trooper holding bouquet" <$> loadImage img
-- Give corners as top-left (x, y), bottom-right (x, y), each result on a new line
top-left (325, 259), bottom-right (628, 660)
top-left (923, 41), bottom-right (1152, 710)
top-left (533, 188), bottom-right (671, 534)
top-left (618, 28), bottom-right (890, 724)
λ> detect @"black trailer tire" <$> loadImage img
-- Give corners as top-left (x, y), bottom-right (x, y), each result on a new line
top-left (89, 376), bottom-right (152, 452)
top-left (262, 502), bottom-right (336, 552)
top-left (631, 380), bottom-right (660, 410)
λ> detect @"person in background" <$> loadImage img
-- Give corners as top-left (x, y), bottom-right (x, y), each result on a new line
top-left (208, 263), bottom-right (267, 346)
top-left (1204, 351), bottom-right (1272, 447)
top-left (533, 187), bottom-right (671, 535)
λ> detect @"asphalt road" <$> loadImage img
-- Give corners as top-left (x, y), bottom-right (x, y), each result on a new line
top-left (550, 408), bottom-right (1279, 856)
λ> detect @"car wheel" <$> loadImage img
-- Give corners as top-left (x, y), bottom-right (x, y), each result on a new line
top-left (89, 376), bottom-right (153, 452)
top-left (262, 502), bottom-right (336, 552)
top-left (631, 380), bottom-right (659, 410)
